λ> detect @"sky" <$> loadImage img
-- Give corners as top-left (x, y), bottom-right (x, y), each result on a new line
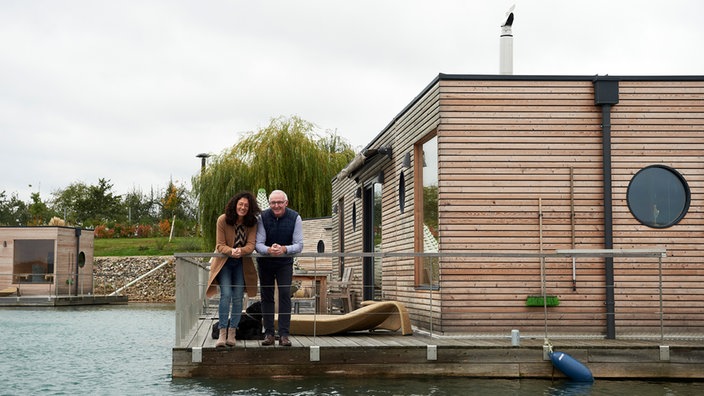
top-left (1, 0), bottom-right (703, 203)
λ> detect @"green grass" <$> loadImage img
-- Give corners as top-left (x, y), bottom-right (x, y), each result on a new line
top-left (94, 237), bottom-right (207, 256)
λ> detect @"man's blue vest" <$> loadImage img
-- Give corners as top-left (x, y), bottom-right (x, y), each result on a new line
top-left (259, 208), bottom-right (298, 266)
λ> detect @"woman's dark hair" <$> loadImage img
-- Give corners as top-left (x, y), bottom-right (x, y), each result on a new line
top-left (224, 191), bottom-right (261, 227)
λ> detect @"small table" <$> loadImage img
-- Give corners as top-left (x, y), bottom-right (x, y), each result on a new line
top-left (292, 271), bottom-right (330, 314)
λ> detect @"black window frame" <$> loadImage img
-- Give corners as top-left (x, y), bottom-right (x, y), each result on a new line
top-left (626, 164), bottom-right (690, 229)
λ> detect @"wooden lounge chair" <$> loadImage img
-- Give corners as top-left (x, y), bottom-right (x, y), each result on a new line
top-left (0, 286), bottom-right (19, 297)
top-left (282, 300), bottom-right (413, 336)
top-left (326, 267), bottom-right (354, 314)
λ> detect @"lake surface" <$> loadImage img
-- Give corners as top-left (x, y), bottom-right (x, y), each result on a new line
top-left (1, 304), bottom-right (703, 395)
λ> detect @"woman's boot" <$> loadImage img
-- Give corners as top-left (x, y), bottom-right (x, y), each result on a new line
top-left (215, 328), bottom-right (227, 347)
top-left (226, 328), bottom-right (236, 346)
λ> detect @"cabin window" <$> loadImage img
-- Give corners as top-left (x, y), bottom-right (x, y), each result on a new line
top-left (352, 201), bottom-right (357, 232)
top-left (337, 197), bottom-right (345, 278)
top-left (13, 239), bottom-right (55, 284)
top-left (627, 165), bottom-right (690, 229)
top-left (415, 134), bottom-right (439, 288)
top-left (363, 180), bottom-right (383, 301)
top-left (398, 170), bottom-right (406, 214)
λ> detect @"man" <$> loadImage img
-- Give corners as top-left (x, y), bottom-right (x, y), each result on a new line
top-left (255, 189), bottom-right (304, 346)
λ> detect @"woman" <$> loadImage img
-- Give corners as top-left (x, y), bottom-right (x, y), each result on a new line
top-left (206, 191), bottom-right (261, 347)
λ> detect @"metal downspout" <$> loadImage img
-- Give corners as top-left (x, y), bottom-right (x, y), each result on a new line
top-left (601, 104), bottom-right (616, 339)
top-left (594, 78), bottom-right (619, 339)
top-left (74, 227), bottom-right (81, 296)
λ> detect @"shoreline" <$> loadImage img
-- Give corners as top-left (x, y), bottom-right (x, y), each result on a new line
top-left (94, 256), bottom-right (175, 303)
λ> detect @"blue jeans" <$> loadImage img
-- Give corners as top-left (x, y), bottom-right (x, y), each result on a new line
top-left (258, 262), bottom-right (293, 337)
top-left (216, 257), bottom-right (245, 329)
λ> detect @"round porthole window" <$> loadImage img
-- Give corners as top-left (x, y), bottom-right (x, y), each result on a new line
top-left (626, 165), bottom-right (690, 228)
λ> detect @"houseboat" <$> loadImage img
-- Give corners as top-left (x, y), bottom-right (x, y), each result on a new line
top-left (331, 74), bottom-right (704, 339)
top-left (0, 226), bottom-right (125, 305)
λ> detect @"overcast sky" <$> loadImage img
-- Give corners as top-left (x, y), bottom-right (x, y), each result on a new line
top-left (2, 0), bottom-right (702, 202)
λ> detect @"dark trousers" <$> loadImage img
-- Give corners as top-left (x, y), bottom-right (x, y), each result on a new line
top-left (258, 262), bottom-right (293, 337)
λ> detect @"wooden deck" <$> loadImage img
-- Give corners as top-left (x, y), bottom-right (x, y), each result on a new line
top-left (173, 315), bottom-right (704, 380)
top-left (0, 294), bottom-right (127, 307)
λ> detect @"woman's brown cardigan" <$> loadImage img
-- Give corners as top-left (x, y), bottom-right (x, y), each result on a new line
top-left (206, 214), bottom-right (258, 299)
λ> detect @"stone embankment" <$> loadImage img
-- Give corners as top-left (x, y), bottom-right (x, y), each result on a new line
top-left (93, 256), bottom-right (176, 303)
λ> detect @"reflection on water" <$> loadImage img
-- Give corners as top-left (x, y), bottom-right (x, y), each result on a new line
top-left (1, 305), bottom-right (703, 395)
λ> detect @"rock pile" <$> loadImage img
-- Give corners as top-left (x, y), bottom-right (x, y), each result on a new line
top-left (93, 256), bottom-right (175, 303)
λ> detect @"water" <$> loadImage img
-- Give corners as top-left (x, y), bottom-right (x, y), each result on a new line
top-left (1, 305), bottom-right (703, 395)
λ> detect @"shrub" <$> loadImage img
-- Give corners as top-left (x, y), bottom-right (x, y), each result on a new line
top-left (94, 225), bottom-right (114, 239)
top-left (112, 223), bottom-right (136, 238)
top-left (136, 224), bottom-right (154, 238)
top-left (159, 219), bottom-right (171, 237)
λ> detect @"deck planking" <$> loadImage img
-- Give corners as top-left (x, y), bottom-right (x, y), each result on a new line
top-left (0, 294), bottom-right (128, 306)
top-left (173, 315), bottom-right (704, 380)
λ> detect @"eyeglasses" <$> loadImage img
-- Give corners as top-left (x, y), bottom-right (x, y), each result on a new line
top-left (269, 200), bottom-right (286, 206)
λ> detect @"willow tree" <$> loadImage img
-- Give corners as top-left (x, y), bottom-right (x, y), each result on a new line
top-left (194, 116), bottom-right (355, 249)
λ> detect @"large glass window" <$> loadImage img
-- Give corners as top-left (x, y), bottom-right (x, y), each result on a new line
top-left (372, 183), bottom-right (383, 300)
top-left (415, 134), bottom-right (438, 288)
top-left (337, 198), bottom-right (345, 278)
top-left (13, 239), bottom-right (55, 283)
top-left (627, 165), bottom-right (690, 228)
top-left (363, 181), bottom-right (383, 301)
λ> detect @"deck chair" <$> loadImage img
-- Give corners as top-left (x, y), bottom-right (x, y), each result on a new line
top-left (327, 267), bottom-right (354, 314)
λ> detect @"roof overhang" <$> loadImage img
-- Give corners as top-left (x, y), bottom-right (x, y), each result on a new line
top-left (336, 145), bottom-right (392, 182)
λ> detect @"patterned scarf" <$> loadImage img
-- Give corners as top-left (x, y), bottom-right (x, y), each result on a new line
top-left (234, 224), bottom-right (246, 248)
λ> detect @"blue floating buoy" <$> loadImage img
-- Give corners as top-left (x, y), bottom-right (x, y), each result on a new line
top-left (549, 351), bottom-right (594, 383)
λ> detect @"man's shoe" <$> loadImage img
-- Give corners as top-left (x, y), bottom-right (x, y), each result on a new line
top-left (261, 334), bottom-right (275, 346)
top-left (279, 336), bottom-right (292, 347)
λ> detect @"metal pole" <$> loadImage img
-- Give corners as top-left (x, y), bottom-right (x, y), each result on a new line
top-left (659, 254), bottom-right (664, 341)
top-left (570, 167), bottom-right (577, 291)
top-left (539, 198), bottom-right (548, 340)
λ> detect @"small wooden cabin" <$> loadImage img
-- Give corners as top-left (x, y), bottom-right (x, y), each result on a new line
top-left (331, 74), bottom-right (704, 338)
top-left (0, 226), bottom-right (94, 296)
top-left (297, 216), bottom-right (333, 272)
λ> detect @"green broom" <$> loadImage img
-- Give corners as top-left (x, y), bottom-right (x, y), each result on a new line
top-left (526, 295), bottom-right (560, 307)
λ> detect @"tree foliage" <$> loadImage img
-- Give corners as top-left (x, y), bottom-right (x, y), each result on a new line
top-left (122, 187), bottom-right (159, 224)
top-left (28, 192), bottom-right (52, 225)
top-left (194, 115), bottom-right (355, 248)
top-left (50, 179), bottom-right (122, 227)
top-left (0, 191), bottom-right (30, 226)
top-left (48, 178), bottom-right (196, 233)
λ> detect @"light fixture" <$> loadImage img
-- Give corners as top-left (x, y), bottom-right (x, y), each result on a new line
top-left (196, 153), bottom-right (211, 172)
top-left (403, 152), bottom-right (411, 168)
top-left (355, 188), bottom-right (362, 199)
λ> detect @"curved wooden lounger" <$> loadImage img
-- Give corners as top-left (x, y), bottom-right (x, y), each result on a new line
top-left (0, 287), bottom-right (19, 297)
top-left (282, 300), bottom-right (413, 336)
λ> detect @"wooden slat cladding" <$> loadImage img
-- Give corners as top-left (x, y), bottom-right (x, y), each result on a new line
top-left (438, 79), bottom-right (602, 252)
top-left (434, 78), bottom-right (704, 336)
top-left (332, 76), bottom-right (704, 337)
top-left (331, 82), bottom-right (441, 321)
top-left (437, 79), bottom-right (607, 334)
top-left (610, 80), bottom-right (704, 334)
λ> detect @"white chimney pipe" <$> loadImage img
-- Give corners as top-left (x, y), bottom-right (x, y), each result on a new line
top-left (500, 5), bottom-right (515, 75)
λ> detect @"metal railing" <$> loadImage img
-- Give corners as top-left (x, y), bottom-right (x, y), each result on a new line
top-left (174, 255), bottom-right (211, 346)
top-left (171, 248), bottom-right (704, 347)
top-left (0, 271), bottom-right (95, 299)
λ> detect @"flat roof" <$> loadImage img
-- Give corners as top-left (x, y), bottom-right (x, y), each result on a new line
top-left (363, 73), bottom-right (704, 151)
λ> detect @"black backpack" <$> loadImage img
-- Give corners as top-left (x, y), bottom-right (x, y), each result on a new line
top-left (211, 301), bottom-right (263, 340)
